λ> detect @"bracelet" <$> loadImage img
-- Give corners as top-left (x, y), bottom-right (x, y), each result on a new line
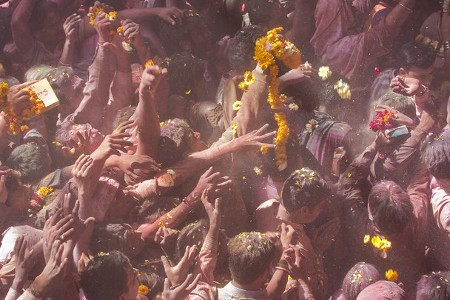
top-left (416, 85), bottom-right (429, 97)
top-left (27, 287), bottom-right (44, 299)
top-left (277, 259), bottom-right (289, 270)
top-left (275, 266), bottom-right (290, 274)
top-left (399, 2), bottom-right (413, 13)
top-left (443, 41), bottom-right (450, 52)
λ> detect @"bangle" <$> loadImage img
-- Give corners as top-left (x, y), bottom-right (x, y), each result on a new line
top-left (399, 3), bottom-right (413, 13)
top-left (443, 41), bottom-right (450, 52)
top-left (277, 259), bottom-right (289, 270)
top-left (27, 287), bottom-right (44, 299)
top-left (275, 266), bottom-right (290, 274)
top-left (416, 85), bottom-right (429, 97)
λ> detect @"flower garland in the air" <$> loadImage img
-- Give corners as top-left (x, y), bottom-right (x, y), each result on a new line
top-left (88, 6), bottom-right (121, 35)
top-left (30, 186), bottom-right (54, 212)
top-left (253, 27), bottom-right (301, 170)
top-left (369, 110), bottom-right (395, 132)
top-left (0, 82), bottom-right (45, 135)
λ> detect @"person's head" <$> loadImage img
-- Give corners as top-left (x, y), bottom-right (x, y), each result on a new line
top-left (342, 262), bottom-right (381, 300)
top-left (24, 65), bottom-right (56, 82)
top-left (167, 53), bottom-right (205, 100)
top-left (160, 10), bottom-right (212, 58)
top-left (376, 90), bottom-right (417, 121)
top-left (227, 231), bottom-right (276, 287)
top-left (80, 251), bottom-right (139, 300)
top-left (356, 280), bottom-right (407, 300)
top-left (422, 136), bottom-right (450, 181)
top-left (398, 42), bottom-right (435, 87)
top-left (314, 73), bottom-right (352, 116)
top-left (46, 67), bottom-right (85, 113)
top-left (2, 169), bottom-right (32, 215)
top-left (54, 119), bottom-right (104, 154)
top-left (29, 0), bottom-right (64, 45)
top-left (415, 271), bottom-right (450, 300)
top-left (278, 168), bottom-right (331, 224)
top-left (368, 181), bottom-right (414, 236)
top-left (158, 119), bottom-right (207, 166)
top-left (188, 101), bottom-right (224, 143)
top-left (228, 25), bottom-right (265, 73)
top-left (242, 0), bottom-right (288, 29)
top-left (6, 142), bottom-right (51, 185)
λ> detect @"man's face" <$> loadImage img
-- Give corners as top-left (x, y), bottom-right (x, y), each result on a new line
top-left (277, 200), bottom-right (326, 225)
top-left (189, 23), bottom-right (212, 57)
top-left (400, 65), bottom-right (434, 87)
top-left (121, 264), bottom-right (140, 300)
top-left (62, 74), bottom-right (85, 111)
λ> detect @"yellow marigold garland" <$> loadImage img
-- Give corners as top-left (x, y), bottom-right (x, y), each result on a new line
top-left (88, 6), bottom-right (120, 36)
top-left (0, 83), bottom-right (45, 135)
top-left (253, 27), bottom-right (301, 170)
top-left (138, 284), bottom-right (150, 295)
top-left (385, 269), bottom-right (398, 282)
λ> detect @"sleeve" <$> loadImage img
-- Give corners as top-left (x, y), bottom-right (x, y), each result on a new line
top-left (351, 0), bottom-right (379, 14)
top-left (103, 70), bottom-right (133, 134)
top-left (338, 144), bottom-right (377, 242)
top-left (73, 44), bottom-right (115, 130)
top-left (406, 162), bottom-right (430, 244)
top-left (430, 178), bottom-right (450, 234)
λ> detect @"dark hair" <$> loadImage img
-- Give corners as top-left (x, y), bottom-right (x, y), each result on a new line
top-left (46, 67), bottom-right (75, 104)
top-left (159, 10), bottom-right (206, 56)
top-left (356, 280), bottom-right (406, 300)
top-left (228, 25), bottom-right (265, 72)
top-left (113, 106), bottom-right (136, 131)
top-left (6, 142), bottom-right (51, 184)
top-left (281, 168), bottom-right (330, 212)
top-left (167, 53), bottom-right (204, 99)
top-left (157, 118), bottom-right (192, 166)
top-left (29, 0), bottom-right (60, 31)
top-left (368, 181), bottom-right (414, 235)
top-left (416, 271), bottom-right (450, 300)
top-left (342, 262), bottom-right (381, 300)
top-left (398, 42), bottom-right (436, 70)
top-left (227, 232), bottom-right (276, 285)
top-left (243, 0), bottom-right (275, 25)
top-left (377, 90), bottom-right (417, 121)
top-left (80, 251), bottom-right (131, 300)
top-left (422, 136), bottom-right (450, 179)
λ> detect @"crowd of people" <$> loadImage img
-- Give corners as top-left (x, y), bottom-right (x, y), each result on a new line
top-left (0, 0), bottom-right (449, 299)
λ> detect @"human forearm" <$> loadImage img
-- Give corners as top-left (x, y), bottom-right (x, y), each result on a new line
top-left (73, 45), bottom-right (115, 129)
top-left (285, 0), bottom-right (315, 47)
top-left (134, 93), bottom-right (160, 158)
top-left (266, 269), bottom-right (289, 299)
top-left (385, 0), bottom-right (415, 29)
top-left (137, 193), bottom-right (201, 239)
top-left (11, 0), bottom-right (35, 51)
top-left (59, 40), bottom-right (76, 67)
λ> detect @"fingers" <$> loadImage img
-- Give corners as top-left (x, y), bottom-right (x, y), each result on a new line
top-left (254, 123), bottom-right (270, 135)
top-left (214, 197), bottom-right (222, 214)
top-left (185, 273), bottom-right (201, 291)
top-left (114, 120), bottom-right (135, 134)
top-left (161, 255), bottom-right (171, 271)
top-left (201, 166), bottom-right (214, 179)
top-left (10, 81), bottom-right (38, 91)
top-left (163, 277), bottom-right (171, 291)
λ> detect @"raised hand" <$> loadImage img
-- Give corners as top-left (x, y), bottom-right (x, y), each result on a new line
top-left (6, 81), bottom-right (37, 115)
top-left (375, 105), bottom-right (416, 128)
top-left (162, 274), bottom-right (201, 300)
top-left (280, 223), bottom-right (296, 250)
top-left (233, 123), bottom-right (276, 148)
top-left (390, 75), bottom-right (422, 96)
top-left (139, 65), bottom-right (167, 96)
top-left (12, 236), bottom-right (35, 291)
top-left (28, 240), bottom-right (69, 297)
top-left (153, 7), bottom-right (183, 26)
top-left (200, 188), bottom-right (222, 225)
top-left (161, 245), bottom-right (197, 286)
top-left (121, 154), bottom-right (161, 185)
top-left (154, 227), bottom-right (179, 247)
top-left (94, 11), bottom-right (113, 44)
top-left (62, 129), bottom-right (92, 158)
top-left (63, 13), bottom-right (82, 44)
top-left (279, 67), bottom-right (313, 90)
top-left (42, 208), bottom-right (74, 262)
top-left (90, 130), bottom-right (133, 161)
top-left (119, 19), bottom-right (142, 46)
